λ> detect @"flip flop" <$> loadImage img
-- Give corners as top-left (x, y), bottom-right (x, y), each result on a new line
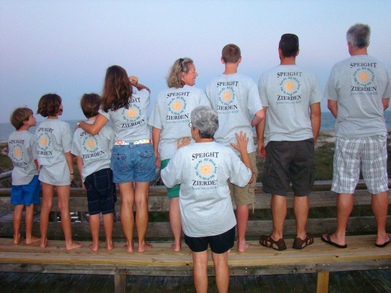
top-left (321, 234), bottom-right (347, 249)
top-left (375, 235), bottom-right (391, 248)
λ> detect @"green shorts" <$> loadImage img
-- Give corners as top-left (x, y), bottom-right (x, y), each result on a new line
top-left (228, 152), bottom-right (257, 206)
top-left (161, 159), bottom-right (180, 198)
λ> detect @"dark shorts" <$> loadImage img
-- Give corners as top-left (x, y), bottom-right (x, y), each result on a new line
top-left (111, 144), bottom-right (156, 183)
top-left (262, 139), bottom-right (314, 196)
top-left (184, 226), bottom-right (236, 254)
top-left (84, 168), bottom-right (116, 215)
top-left (11, 175), bottom-right (41, 206)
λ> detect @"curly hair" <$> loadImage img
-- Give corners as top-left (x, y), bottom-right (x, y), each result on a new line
top-left (37, 93), bottom-right (62, 117)
top-left (101, 65), bottom-right (132, 112)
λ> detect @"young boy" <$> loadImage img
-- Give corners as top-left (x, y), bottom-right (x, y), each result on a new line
top-left (72, 93), bottom-right (116, 252)
top-left (8, 107), bottom-right (41, 245)
top-left (205, 44), bottom-right (264, 252)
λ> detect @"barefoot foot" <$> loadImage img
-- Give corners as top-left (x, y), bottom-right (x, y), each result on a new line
top-left (237, 241), bottom-right (250, 253)
top-left (25, 235), bottom-right (40, 245)
top-left (66, 241), bottom-right (83, 251)
top-left (13, 234), bottom-right (24, 245)
top-left (138, 242), bottom-right (152, 253)
top-left (171, 242), bottom-right (181, 252)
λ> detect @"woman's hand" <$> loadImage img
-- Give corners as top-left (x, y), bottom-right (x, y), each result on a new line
top-left (177, 137), bottom-right (191, 149)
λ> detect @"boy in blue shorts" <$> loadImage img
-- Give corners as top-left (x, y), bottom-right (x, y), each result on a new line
top-left (72, 93), bottom-right (116, 252)
top-left (8, 107), bottom-right (41, 245)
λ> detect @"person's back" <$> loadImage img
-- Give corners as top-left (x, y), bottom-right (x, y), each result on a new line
top-left (259, 64), bottom-right (322, 144)
top-left (325, 54), bottom-right (390, 137)
top-left (207, 72), bottom-right (261, 151)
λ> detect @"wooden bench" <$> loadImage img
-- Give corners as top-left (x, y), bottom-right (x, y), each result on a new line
top-left (0, 183), bottom-right (391, 293)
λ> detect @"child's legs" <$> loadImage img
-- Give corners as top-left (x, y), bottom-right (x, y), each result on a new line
top-left (102, 212), bottom-right (114, 248)
top-left (25, 204), bottom-right (38, 243)
top-left (56, 185), bottom-right (72, 243)
top-left (40, 182), bottom-right (54, 243)
top-left (134, 182), bottom-right (150, 249)
top-left (13, 204), bottom-right (24, 244)
top-left (89, 214), bottom-right (100, 245)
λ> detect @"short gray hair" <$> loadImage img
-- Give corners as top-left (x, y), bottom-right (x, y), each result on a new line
top-left (190, 106), bottom-right (219, 139)
top-left (346, 23), bottom-right (370, 49)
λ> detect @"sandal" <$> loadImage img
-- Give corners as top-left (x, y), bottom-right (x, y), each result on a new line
top-left (293, 234), bottom-right (314, 249)
top-left (259, 234), bottom-right (287, 251)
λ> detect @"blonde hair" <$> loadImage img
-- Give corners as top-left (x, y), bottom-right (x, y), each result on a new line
top-left (166, 58), bottom-right (193, 88)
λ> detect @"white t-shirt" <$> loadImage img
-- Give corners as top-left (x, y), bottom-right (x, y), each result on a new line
top-left (8, 130), bottom-right (38, 185)
top-left (258, 64), bottom-right (322, 144)
top-left (324, 55), bottom-right (391, 137)
top-left (161, 141), bottom-right (251, 237)
top-left (35, 119), bottom-right (73, 185)
top-left (99, 88), bottom-right (151, 142)
top-left (72, 120), bottom-right (114, 182)
top-left (206, 73), bottom-right (263, 154)
top-left (148, 85), bottom-right (211, 160)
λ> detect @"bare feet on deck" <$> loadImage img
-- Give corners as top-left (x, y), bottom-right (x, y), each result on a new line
top-left (13, 234), bottom-right (24, 245)
top-left (25, 235), bottom-right (40, 245)
top-left (124, 241), bottom-right (134, 253)
top-left (89, 242), bottom-right (100, 252)
top-left (138, 242), bottom-right (152, 253)
top-left (40, 238), bottom-right (48, 248)
top-left (171, 242), bottom-right (181, 252)
top-left (237, 241), bottom-right (250, 253)
top-left (106, 240), bottom-right (114, 251)
top-left (66, 241), bottom-right (83, 251)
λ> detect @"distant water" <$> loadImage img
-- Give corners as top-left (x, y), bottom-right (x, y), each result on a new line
top-left (1, 112), bottom-right (391, 142)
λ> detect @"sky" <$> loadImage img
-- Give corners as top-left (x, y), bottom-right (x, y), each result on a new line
top-left (1, 0), bottom-right (391, 123)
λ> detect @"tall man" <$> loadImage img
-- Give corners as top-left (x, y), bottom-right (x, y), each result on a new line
top-left (322, 23), bottom-right (391, 248)
top-left (206, 44), bottom-right (264, 252)
top-left (258, 34), bottom-right (322, 250)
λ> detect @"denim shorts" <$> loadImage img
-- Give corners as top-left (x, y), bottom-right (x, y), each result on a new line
top-left (111, 143), bottom-right (156, 183)
top-left (184, 226), bottom-right (235, 254)
top-left (84, 168), bottom-right (116, 215)
top-left (11, 175), bottom-right (41, 206)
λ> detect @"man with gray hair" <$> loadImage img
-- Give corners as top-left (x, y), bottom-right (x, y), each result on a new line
top-left (322, 23), bottom-right (391, 248)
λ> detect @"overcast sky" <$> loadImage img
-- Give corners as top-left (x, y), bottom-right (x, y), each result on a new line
top-left (1, 0), bottom-right (390, 123)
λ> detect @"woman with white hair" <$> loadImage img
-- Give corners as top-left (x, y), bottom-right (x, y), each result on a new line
top-left (161, 106), bottom-right (253, 293)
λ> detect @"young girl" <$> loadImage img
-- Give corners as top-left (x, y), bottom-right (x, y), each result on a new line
top-left (35, 93), bottom-right (82, 250)
top-left (78, 65), bottom-right (155, 253)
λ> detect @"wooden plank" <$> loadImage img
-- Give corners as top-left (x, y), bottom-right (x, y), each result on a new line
top-left (1, 189), bottom-right (390, 212)
top-left (316, 271), bottom-right (329, 293)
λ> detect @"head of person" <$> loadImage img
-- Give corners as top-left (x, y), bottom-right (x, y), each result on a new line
top-left (346, 23), bottom-right (370, 51)
top-left (10, 107), bottom-right (34, 130)
top-left (190, 106), bottom-right (219, 140)
top-left (167, 57), bottom-right (198, 88)
top-left (102, 65), bottom-right (132, 112)
top-left (278, 33), bottom-right (299, 58)
top-left (80, 93), bottom-right (101, 119)
top-left (221, 44), bottom-right (241, 64)
top-left (37, 93), bottom-right (63, 118)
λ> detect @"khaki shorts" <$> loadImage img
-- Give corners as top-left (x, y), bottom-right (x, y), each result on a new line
top-left (228, 152), bottom-right (257, 206)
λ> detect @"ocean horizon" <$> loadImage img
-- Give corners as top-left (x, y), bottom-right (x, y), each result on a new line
top-left (1, 111), bottom-right (391, 142)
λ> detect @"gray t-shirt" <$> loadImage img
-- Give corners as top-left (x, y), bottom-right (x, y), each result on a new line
top-left (148, 85), bottom-right (211, 160)
top-left (72, 120), bottom-right (114, 182)
top-left (99, 88), bottom-right (151, 142)
top-left (324, 55), bottom-right (391, 137)
top-left (206, 73), bottom-right (263, 154)
top-left (161, 141), bottom-right (251, 237)
top-left (8, 130), bottom-right (38, 185)
top-left (258, 64), bottom-right (322, 144)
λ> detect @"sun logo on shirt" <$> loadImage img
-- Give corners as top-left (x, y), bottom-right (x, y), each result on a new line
top-left (354, 68), bottom-right (374, 86)
top-left (122, 105), bottom-right (141, 122)
top-left (82, 135), bottom-right (98, 153)
top-left (280, 77), bottom-right (300, 96)
top-left (11, 146), bottom-right (23, 161)
top-left (218, 87), bottom-right (235, 106)
top-left (37, 133), bottom-right (51, 151)
top-left (284, 80), bottom-right (296, 93)
top-left (195, 158), bottom-right (217, 181)
top-left (168, 96), bottom-right (187, 115)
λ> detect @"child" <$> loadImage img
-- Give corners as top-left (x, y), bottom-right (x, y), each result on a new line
top-left (8, 107), bottom-right (41, 245)
top-left (35, 93), bottom-right (82, 251)
top-left (72, 93), bottom-right (116, 252)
